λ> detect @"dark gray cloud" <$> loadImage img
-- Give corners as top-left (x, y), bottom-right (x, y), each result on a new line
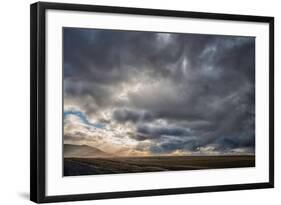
top-left (113, 108), bottom-right (154, 123)
top-left (64, 27), bottom-right (255, 155)
top-left (137, 124), bottom-right (192, 138)
top-left (149, 138), bottom-right (202, 154)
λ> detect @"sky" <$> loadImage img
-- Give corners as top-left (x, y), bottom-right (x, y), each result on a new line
top-left (63, 27), bottom-right (255, 156)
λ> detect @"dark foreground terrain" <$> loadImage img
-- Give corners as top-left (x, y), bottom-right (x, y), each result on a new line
top-left (64, 155), bottom-right (255, 176)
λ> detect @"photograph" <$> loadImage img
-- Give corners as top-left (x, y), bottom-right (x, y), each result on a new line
top-left (63, 27), bottom-right (256, 176)
top-left (30, 2), bottom-right (274, 203)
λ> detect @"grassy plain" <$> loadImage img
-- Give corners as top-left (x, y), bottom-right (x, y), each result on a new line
top-left (64, 155), bottom-right (255, 176)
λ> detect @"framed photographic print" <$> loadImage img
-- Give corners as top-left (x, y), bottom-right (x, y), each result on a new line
top-left (30, 1), bottom-right (274, 203)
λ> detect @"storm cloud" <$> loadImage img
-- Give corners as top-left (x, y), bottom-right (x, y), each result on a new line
top-left (63, 27), bottom-right (255, 156)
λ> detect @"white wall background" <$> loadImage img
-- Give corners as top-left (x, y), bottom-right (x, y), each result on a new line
top-left (0, 0), bottom-right (279, 204)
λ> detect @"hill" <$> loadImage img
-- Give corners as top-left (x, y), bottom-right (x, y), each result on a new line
top-left (64, 144), bottom-right (110, 158)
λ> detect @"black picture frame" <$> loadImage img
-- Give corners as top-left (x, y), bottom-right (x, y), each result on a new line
top-left (30, 1), bottom-right (274, 203)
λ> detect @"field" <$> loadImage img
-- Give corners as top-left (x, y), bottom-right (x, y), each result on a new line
top-left (64, 155), bottom-right (255, 176)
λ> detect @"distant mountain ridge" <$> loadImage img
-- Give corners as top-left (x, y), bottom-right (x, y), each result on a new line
top-left (64, 144), bottom-right (110, 158)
